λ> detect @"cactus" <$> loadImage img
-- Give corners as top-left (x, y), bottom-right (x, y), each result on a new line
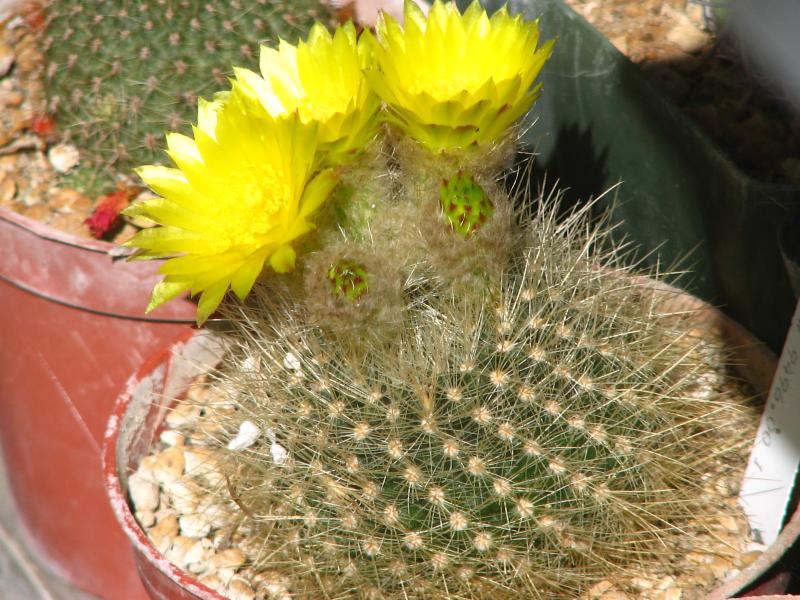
top-left (42, 0), bottom-right (333, 195)
top-left (124, 3), bottom-right (760, 597)
top-left (197, 186), bottom-right (755, 599)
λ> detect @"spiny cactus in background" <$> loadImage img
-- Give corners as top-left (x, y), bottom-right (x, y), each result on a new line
top-left (210, 195), bottom-right (754, 599)
top-left (42, 0), bottom-right (334, 195)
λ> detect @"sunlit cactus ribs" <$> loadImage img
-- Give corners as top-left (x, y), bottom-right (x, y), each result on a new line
top-left (42, 0), bottom-right (334, 195)
top-left (121, 1), bottom-right (760, 598)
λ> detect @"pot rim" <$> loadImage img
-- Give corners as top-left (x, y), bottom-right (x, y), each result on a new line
top-left (0, 206), bottom-right (198, 322)
top-left (103, 284), bottom-right (794, 600)
top-left (103, 330), bottom-right (226, 600)
top-left (0, 206), bottom-right (115, 254)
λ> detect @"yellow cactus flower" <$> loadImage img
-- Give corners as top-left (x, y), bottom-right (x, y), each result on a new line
top-left (124, 93), bottom-right (338, 323)
top-left (233, 21), bottom-right (381, 164)
top-left (365, 0), bottom-right (555, 152)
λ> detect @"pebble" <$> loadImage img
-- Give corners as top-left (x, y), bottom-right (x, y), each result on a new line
top-left (115, 223), bottom-right (139, 244)
top-left (710, 556), bottom-right (733, 578)
top-left (198, 573), bottom-right (224, 593)
top-left (253, 574), bottom-right (292, 600)
top-left (149, 514), bottom-right (179, 554)
top-left (184, 538), bottom-right (214, 573)
top-left (128, 471), bottom-right (160, 512)
top-left (179, 512), bottom-right (213, 539)
top-left (685, 3), bottom-right (705, 28)
top-left (608, 35), bottom-right (628, 55)
top-left (0, 42), bottom-right (14, 77)
top-left (657, 576), bottom-right (676, 590)
top-left (588, 580), bottom-right (614, 598)
top-left (48, 187), bottom-right (93, 212)
top-left (666, 18), bottom-right (710, 54)
top-left (226, 577), bottom-right (256, 600)
top-left (0, 155), bottom-right (17, 171)
top-left (20, 202), bottom-right (48, 221)
top-left (197, 496), bottom-right (230, 529)
top-left (166, 535), bottom-right (197, 567)
top-left (136, 510), bottom-right (156, 528)
top-left (227, 420), bottom-right (261, 451)
top-left (0, 88), bottom-right (23, 107)
top-left (718, 515), bottom-right (739, 533)
top-left (600, 591), bottom-right (633, 600)
top-left (165, 480), bottom-right (199, 514)
top-left (183, 447), bottom-right (225, 486)
top-left (160, 429), bottom-right (186, 447)
top-left (7, 108), bottom-right (30, 135)
top-left (48, 212), bottom-right (90, 237)
top-left (210, 548), bottom-right (246, 571)
top-left (152, 447), bottom-right (185, 485)
top-left (47, 143), bottom-right (80, 173)
top-left (166, 402), bottom-right (202, 429)
top-left (631, 576), bottom-right (654, 590)
top-left (0, 173), bottom-right (16, 205)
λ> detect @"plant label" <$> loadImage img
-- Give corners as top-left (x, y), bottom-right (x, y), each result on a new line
top-left (740, 297), bottom-right (800, 545)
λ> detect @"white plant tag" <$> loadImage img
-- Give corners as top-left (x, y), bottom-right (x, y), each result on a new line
top-left (739, 298), bottom-right (800, 545)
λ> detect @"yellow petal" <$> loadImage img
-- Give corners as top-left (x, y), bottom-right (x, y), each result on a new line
top-left (146, 279), bottom-right (192, 313)
top-left (299, 168), bottom-right (339, 219)
top-left (229, 252), bottom-right (268, 301)
top-left (196, 278), bottom-right (230, 324)
top-left (270, 245), bottom-right (296, 273)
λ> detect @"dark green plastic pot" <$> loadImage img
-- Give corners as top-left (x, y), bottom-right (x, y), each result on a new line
top-left (463, 0), bottom-right (799, 353)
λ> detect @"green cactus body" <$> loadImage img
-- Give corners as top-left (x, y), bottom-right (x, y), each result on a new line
top-left (42, 0), bottom-right (333, 195)
top-left (213, 197), bottom-right (753, 599)
top-left (328, 258), bottom-right (369, 301)
top-left (439, 171), bottom-right (494, 238)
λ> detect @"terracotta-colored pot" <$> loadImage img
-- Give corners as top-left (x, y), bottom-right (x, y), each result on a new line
top-left (0, 207), bottom-right (196, 599)
top-left (104, 284), bottom-right (797, 599)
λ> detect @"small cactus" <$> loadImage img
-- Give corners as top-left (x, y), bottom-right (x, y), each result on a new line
top-left (207, 192), bottom-right (754, 599)
top-left (42, 0), bottom-right (333, 195)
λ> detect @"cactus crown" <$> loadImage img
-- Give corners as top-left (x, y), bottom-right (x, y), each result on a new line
top-left (42, 0), bottom-right (332, 195)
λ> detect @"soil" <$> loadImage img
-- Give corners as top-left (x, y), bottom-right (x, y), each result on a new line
top-left (0, 0), bottom-right (798, 245)
top-left (563, 0), bottom-right (800, 184)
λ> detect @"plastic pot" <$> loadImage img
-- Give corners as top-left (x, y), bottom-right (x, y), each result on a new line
top-left (104, 284), bottom-right (794, 600)
top-left (104, 333), bottom-right (227, 600)
top-left (461, 0), bottom-right (800, 354)
top-left (0, 207), bottom-right (196, 599)
top-left (779, 211), bottom-right (800, 298)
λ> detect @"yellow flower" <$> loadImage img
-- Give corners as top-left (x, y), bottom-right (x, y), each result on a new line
top-left (125, 92), bottom-right (338, 323)
top-left (365, 0), bottom-right (555, 152)
top-left (233, 21), bottom-right (381, 164)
